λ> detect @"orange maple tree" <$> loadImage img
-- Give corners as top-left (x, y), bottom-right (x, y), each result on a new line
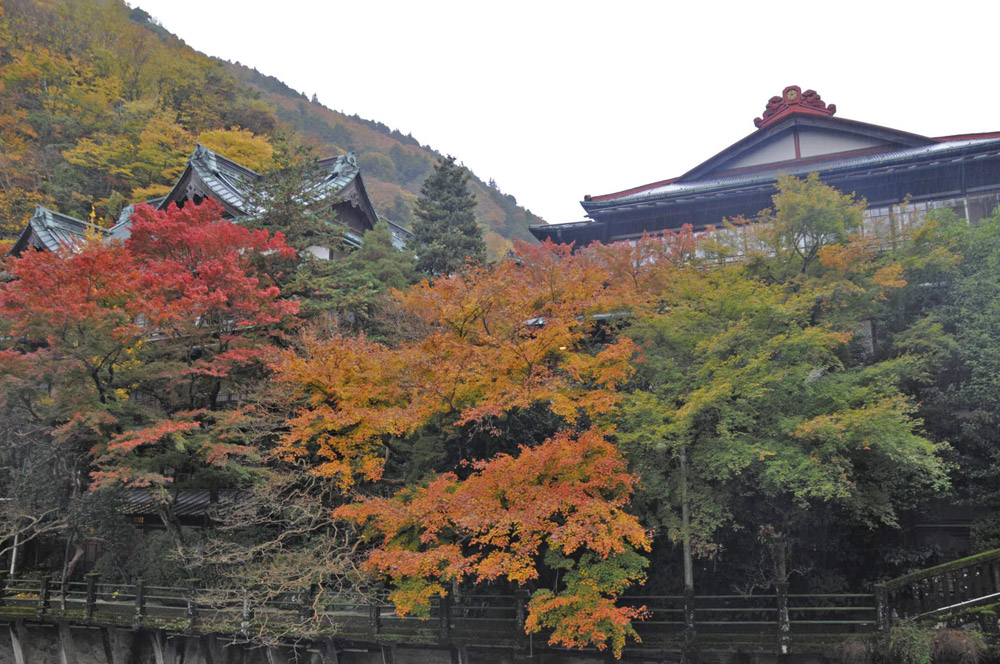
top-left (335, 427), bottom-right (650, 657)
top-left (274, 239), bottom-right (680, 489)
top-left (274, 236), bottom-right (702, 654)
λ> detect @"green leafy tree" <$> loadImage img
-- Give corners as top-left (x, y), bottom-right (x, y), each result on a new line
top-left (907, 208), bottom-right (1000, 507)
top-left (618, 176), bottom-right (949, 593)
top-left (412, 155), bottom-right (484, 275)
top-left (290, 219), bottom-right (419, 325)
top-left (711, 173), bottom-right (867, 280)
top-left (244, 140), bottom-right (339, 253)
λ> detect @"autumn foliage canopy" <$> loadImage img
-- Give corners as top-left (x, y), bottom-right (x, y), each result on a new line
top-left (0, 200), bottom-right (298, 500)
top-left (0, 175), bottom-right (957, 658)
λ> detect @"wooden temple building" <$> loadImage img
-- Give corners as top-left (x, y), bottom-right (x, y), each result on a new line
top-left (10, 145), bottom-right (412, 257)
top-left (530, 86), bottom-right (1000, 247)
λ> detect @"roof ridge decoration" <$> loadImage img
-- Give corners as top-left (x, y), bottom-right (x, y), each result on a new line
top-left (754, 86), bottom-right (836, 129)
top-left (323, 151), bottom-right (361, 186)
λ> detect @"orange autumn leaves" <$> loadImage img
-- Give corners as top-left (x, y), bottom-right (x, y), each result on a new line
top-left (334, 428), bottom-right (648, 609)
top-left (274, 239), bottom-right (667, 490)
top-left (272, 213), bottom-right (914, 655)
top-left (273, 234), bottom-right (706, 654)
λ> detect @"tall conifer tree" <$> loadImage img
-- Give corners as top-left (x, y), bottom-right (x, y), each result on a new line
top-left (412, 155), bottom-right (484, 275)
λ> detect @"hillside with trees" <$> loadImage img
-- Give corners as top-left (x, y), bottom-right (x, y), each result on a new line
top-left (228, 62), bottom-right (543, 254)
top-left (0, 0), bottom-right (543, 254)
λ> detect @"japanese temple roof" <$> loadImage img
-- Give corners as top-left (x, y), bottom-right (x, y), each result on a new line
top-left (529, 86), bottom-right (1000, 243)
top-left (158, 144), bottom-right (263, 216)
top-left (9, 206), bottom-right (105, 255)
top-left (125, 147), bottom-right (375, 233)
top-left (582, 134), bottom-right (1000, 213)
top-left (157, 144), bottom-right (365, 216)
top-left (8, 146), bottom-right (399, 257)
top-left (315, 152), bottom-right (363, 200)
top-left (122, 489), bottom-right (241, 517)
top-left (384, 218), bottom-right (416, 250)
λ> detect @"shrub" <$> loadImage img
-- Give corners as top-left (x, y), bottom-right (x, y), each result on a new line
top-left (889, 622), bottom-right (934, 664)
top-left (970, 512), bottom-right (1000, 553)
top-left (837, 636), bottom-right (872, 664)
top-left (932, 629), bottom-right (984, 664)
top-left (884, 624), bottom-right (985, 664)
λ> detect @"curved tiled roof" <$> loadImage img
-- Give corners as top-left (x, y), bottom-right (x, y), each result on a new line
top-left (10, 206), bottom-right (106, 255)
top-left (122, 489), bottom-right (242, 517)
top-left (9, 145), bottom-right (407, 256)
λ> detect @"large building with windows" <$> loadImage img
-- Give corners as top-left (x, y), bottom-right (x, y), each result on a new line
top-left (530, 86), bottom-right (1000, 247)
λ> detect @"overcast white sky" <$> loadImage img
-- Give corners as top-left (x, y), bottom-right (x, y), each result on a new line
top-left (139, 0), bottom-right (1000, 224)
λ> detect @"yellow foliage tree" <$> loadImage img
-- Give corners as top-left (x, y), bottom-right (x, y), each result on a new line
top-left (196, 127), bottom-right (274, 172)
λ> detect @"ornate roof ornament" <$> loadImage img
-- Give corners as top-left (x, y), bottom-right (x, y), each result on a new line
top-left (754, 85), bottom-right (837, 129)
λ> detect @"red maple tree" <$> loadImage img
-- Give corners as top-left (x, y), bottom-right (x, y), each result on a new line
top-left (0, 200), bottom-right (299, 554)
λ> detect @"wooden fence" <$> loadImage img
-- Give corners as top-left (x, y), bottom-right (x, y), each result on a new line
top-left (883, 549), bottom-right (1000, 621)
top-left (4, 551), bottom-right (999, 654)
top-left (0, 572), bottom-right (876, 652)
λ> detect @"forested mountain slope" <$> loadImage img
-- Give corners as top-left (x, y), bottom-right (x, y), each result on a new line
top-left (0, 0), bottom-right (542, 254)
top-left (228, 63), bottom-right (543, 253)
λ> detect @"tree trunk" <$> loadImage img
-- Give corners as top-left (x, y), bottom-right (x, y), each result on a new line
top-left (680, 445), bottom-right (694, 595)
top-left (155, 500), bottom-right (186, 563)
top-left (8, 531), bottom-right (19, 576)
top-left (773, 534), bottom-right (788, 584)
top-left (63, 543), bottom-right (85, 581)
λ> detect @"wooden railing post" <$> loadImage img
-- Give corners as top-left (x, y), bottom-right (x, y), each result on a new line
top-left (931, 574), bottom-right (945, 613)
top-left (875, 583), bottom-right (889, 632)
top-left (973, 563), bottom-right (986, 598)
top-left (438, 592), bottom-right (451, 640)
top-left (775, 581), bottom-right (791, 655)
top-left (241, 589), bottom-right (253, 637)
top-left (954, 570), bottom-right (966, 603)
top-left (37, 575), bottom-right (51, 617)
top-left (515, 590), bottom-right (526, 633)
top-left (945, 571), bottom-right (958, 612)
top-left (0, 570), bottom-right (8, 607)
top-left (185, 578), bottom-right (200, 629)
top-left (298, 583), bottom-right (316, 623)
top-left (512, 588), bottom-right (530, 657)
top-left (133, 579), bottom-right (146, 628)
top-left (369, 599), bottom-right (382, 635)
top-left (84, 573), bottom-right (99, 620)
